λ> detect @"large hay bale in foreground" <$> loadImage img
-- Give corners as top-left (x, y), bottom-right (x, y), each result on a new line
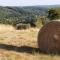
top-left (38, 21), bottom-right (60, 53)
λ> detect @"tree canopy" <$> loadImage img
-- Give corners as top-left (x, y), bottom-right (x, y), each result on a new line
top-left (47, 8), bottom-right (60, 20)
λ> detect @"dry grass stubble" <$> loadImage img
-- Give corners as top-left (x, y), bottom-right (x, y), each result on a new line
top-left (0, 24), bottom-right (60, 60)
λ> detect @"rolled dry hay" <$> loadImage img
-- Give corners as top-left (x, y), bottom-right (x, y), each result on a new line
top-left (38, 21), bottom-right (60, 53)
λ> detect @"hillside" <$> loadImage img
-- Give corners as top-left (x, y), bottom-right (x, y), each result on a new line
top-left (0, 5), bottom-right (60, 26)
top-left (0, 6), bottom-right (48, 18)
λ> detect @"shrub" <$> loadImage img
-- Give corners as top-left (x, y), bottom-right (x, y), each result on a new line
top-left (15, 23), bottom-right (30, 30)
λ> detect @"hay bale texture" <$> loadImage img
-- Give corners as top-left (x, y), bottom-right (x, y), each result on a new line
top-left (38, 21), bottom-right (60, 53)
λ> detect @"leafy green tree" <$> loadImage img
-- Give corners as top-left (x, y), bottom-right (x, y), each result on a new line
top-left (47, 8), bottom-right (59, 20)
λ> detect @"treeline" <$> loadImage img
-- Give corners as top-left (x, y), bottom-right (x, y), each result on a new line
top-left (0, 6), bottom-right (48, 29)
top-left (0, 6), bottom-right (60, 29)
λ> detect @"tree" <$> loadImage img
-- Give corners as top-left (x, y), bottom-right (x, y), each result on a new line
top-left (47, 8), bottom-right (59, 20)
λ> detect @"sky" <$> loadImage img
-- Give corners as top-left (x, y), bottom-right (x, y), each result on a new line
top-left (0, 0), bottom-right (60, 6)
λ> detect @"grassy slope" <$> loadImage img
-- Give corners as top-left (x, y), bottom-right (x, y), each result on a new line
top-left (0, 24), bottom-right (60, 60)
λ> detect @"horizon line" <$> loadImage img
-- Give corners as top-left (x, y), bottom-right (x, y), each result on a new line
top-left (0, 4), bottom-right (60, 7)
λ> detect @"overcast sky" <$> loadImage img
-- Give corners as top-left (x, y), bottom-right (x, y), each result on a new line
top-left (0, 0), bottom-right (60, 6)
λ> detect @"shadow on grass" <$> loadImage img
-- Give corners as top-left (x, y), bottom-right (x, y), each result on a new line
top-left (0, 44), bottom-right (41, 54)
top-left (0, 44), bottom-right (59, 55)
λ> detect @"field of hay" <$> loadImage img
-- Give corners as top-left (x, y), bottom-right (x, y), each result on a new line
top-left (0, 24), bottom-right (60, 60)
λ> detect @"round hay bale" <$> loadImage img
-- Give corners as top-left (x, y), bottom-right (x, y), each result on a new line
top-left (38, 21), bottom-right (60, 53)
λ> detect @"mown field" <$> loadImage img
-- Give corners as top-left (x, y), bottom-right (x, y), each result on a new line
top-left (0, 24), bottom-right (60, 60)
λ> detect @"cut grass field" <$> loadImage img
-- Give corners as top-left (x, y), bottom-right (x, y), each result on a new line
top-left (0, 24), bottom-right (60, 60)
